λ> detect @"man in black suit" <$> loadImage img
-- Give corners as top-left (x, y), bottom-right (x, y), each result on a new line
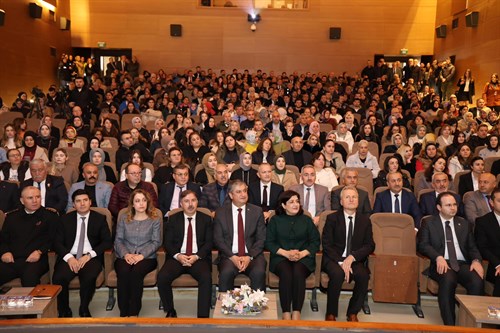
top-left (199, 164), bottom-right (230, 213)
top-left (265, 111), bottom-right (285, 133)
top-left (475, 187), bottom-right (500, 296)
top-left (157, 190), bottom-right (213, 318)
top-left (0, 187), bottom-right (59, 287)
top-left (331, 169), bottom-right (372, 215)
top-left (67, 77), bottom-right (98, 123)
top-left (457, 157), bottom-right (484, 197)
top-left (417, 192), bottom-right (484, 325)
top-left (52, 190), bottom-right (112, 318)
top-left (0, 180), bottom-right (20, 213)
top-left (115, 130), bottom-right (152, 172)
top-left (419, 172), bottom-right (463, 217)
top-left (282, 136), bottom-right (312, 171)
top-left (213, 180), bottom-right (267, 292)
top-left (248, 163), bottom-right (284, 220)
top-left (322, 186), bottom-right (375, 322)
top-left (159, 164), bottom-right (201, 217)
top-left (373, 172), bottom-right (422, 229)
top-left (20, 159), bottom-right (68, 214)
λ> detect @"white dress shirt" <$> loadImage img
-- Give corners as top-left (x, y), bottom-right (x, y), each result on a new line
top-left (342, 212), bottom-right (356, 258)
top-left (439, 216), bottom-right (466, 262)
top-left (231, 203), bottom-right (248, 254)
top-left (174, 213), bottom-right (199, 258)
top-left (303, 185), bottom-right (317, 217)
top-left (391, 191), bottom-right (402, 213)
top-left (169, 184), bottom-right (186, 212)
top-left (64, 211), bottom-right (95, 261)
top-left (260, 181), bottom-right (271, 207)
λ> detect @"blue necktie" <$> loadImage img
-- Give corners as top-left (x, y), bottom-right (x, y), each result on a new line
top-left (219, 187), bottom-right (226, 206)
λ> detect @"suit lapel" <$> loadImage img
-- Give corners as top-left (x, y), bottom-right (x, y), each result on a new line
top-left (226, 205), bottom-right (234, 244)
top-left (338, 211), bottom-right (347, 250)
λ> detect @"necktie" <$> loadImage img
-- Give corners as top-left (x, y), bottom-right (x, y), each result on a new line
top-left (485, 195), bottom-right (493, 212)
top-left (304, 188), bottom-right (311, 213)
top-left (36, 182), bottom-right (41, 189)
top-left (177, 186), bottom-right (184, 208)
top-left (237, 208), bottom-right (245, 256)
top-left (238, 116), bottom-right (241, 123)
top-left (219, 186), bottom-right (226, 206)
top-left (76, 217), bottom-right (86, 259)
top-left (394, 194), bottom-right (401, 214)
top-left (186, 217), bottom-right (193, 256)
top-left (262, 185), bottom-right (268, 211)
top-left (346, 216), bottom-right (353, 256)
top-left (445, 221), bottom-right (460, 272)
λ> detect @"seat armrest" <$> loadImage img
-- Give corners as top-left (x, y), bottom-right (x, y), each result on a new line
top-left (157, 248), bottom-right (166, 270)
top-left (104, 249), bottom-right (116, 281)
top-left (48, 251), bottom-right (57, 284)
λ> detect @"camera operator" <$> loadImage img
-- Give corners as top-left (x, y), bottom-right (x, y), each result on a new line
top-left (46, 86), bottom-right (70, 118)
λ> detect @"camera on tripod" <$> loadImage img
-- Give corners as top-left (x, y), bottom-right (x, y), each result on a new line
top-left (31, 86), bottom-right (45, 99)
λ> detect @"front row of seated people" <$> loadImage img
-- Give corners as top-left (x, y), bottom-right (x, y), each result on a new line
top-left (0, 161), bottom-right (498, 324)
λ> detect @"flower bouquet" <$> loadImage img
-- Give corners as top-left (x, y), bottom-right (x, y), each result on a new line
top-left (220, 284), bottom-right (268, 316)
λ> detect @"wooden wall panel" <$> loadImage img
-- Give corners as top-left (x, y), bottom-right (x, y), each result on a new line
top-left (70, 0), bottom-right (437, 75)
top-left (0, 0), bottom-right (72, 104)
top-left (434, 0), bottom-right (500, 98)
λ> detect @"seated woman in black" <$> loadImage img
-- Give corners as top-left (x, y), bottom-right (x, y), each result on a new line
top-left (231, 152), bottom-right (258, 185)
top-left (252, 137), bottom-right (276, 164)
top-left (184, 132), bottom-right (210, 170)
top-left (373, 154), bottom-right (411, 190)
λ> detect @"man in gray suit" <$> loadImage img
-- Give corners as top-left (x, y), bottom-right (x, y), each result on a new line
top-left (463, 172), bottom-right (496, 225)
top-left (289, 165), bottom-right (330, 225)
top-left (67, 163), bottom-right (112, 211)
top-left (331, 168), bottom-right (372, 215)
top-left (213, 180), bottom-right (267, 292)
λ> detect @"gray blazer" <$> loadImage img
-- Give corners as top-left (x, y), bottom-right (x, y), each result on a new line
top-left (67, 181), bottom-right (113, 211)
top-left (289, 183), bottom-right (331, 216)
top-left (463, 190), bottom-right (491, 225)
top-left (213, 203), bottom-right (266, 260)
top-left (114, 209), bottom-right (162, 259)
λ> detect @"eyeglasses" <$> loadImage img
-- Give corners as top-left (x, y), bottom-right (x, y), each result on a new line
top-left (127, 172), bottom-right (142, 176)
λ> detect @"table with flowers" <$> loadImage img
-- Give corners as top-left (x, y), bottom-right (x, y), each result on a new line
top-left (213, 284), bottom-right (278, 320)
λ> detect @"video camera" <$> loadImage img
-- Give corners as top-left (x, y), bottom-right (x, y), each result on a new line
top-left (31, 86), bottom-right (45, 98)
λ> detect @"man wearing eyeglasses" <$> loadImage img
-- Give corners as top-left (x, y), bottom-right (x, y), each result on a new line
top-left (159, 164), bottom-right (201, 218)
top-left (109, 164), bottom-right (158, 217)
top-left (417, 192), bottom-right (483, 325)
top-left (419, 172), bottom-right (463, 217)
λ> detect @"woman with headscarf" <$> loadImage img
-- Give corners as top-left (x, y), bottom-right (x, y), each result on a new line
top-left (88, 148), bottom-right (117, 183)
top-left (18, 131), bottom-right (49, 162)
top-left (201, 117), bottom-right (217, 144)
top-left (59, 126), bottom-right (85, 151)
top-left (230, 152), bottom-right (258, 185)
top-left (36, 124), bottom-right (59, 159)
top-left (271, 155), bottom-right (298, 191)
top-left (152, 135), bottom-right (177, 170)
top-left (195, 152), bottom-right (218, 186)
top-left (303, 121), bottom-right (327, 146)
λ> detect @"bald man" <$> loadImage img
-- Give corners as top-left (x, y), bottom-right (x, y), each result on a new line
top-left (463, 172), bottom-right (497, 225)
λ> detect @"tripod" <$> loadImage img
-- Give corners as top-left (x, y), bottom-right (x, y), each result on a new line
top-left (28, 96), bottom-right (44, 119)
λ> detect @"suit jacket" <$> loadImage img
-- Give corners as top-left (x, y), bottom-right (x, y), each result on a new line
top-left (474, 212), bottom-right (500, 281)
top-left (289, 183), bottom-right (331, 216)
top-left (20, 175), bottom-right (68, 214)
top-left (417, 215), bottom-right (481, 276)
top-left (458, 172), bottom-right (474, 197)
top-left (53, 210), bottom-right (112, 264)
top-left (373, 189), bottom-right (423, 228)
top-left (199, 182), bottom-right (229, 212)
top-left (321, 209), bottom-right (375, 267)
top-left (331, 186), bottom-right (372, 215)
top-left (164, 210), bottom-right (213, 261)
top-left (66, 181), bottom-right (113, 211)
top-left (419, 191), bottom-right (464, 218)
top-left (213, 203), bottom-right (266, 260)
top-left (0, 181), bottom-right (20, 213)
top-left (282, 149), bottom-right (312, 170)
top-left (463, 191), bottom-right (491, 225)
top-left (248, 181), bottom-right (284, 212)
top-left (159, 182), bottom-right (202, 216)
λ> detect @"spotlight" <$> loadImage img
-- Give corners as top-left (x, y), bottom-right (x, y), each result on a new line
top-left (247, 13), bottom-right (261, 23)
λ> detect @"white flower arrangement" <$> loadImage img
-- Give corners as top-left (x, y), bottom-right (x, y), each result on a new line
top-left (220, 284), bottom-right (268, 315)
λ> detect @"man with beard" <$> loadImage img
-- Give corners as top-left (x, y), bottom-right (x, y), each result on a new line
top-left (67, 163), bottom-right (113, 211)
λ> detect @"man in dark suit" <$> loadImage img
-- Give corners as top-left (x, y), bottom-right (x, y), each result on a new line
top-left (52, 190), bottom-right (112, 318)
top-left (159, 164), bottom-right (201, 217)
top-left (283, 136), bottom-right (312, 170)
top-left (157, 190), bottom-right (213, 318)
top-left (199, 164), bottom-right (230, 213)
top-left (419, 172), bottom-right (463, 217)
top-left (20, 159), bottom-right (68, 214)
top-left (417, 192), bottom-right (484, 325)
top-left (248, 163), bottom-right (284, 220)
top-left (0, 180), bottom-right (20, 213)
top-left (265, 111), bottom-right (285, 133)
top-left (322, 186), bottom-right (375, 322)
top-left (457, 157), bottom-right (484, 197)
top-left (289, 165), bottom-right (331, 225)
top-left (0, 187), bottom-right (59, 287)
top-left (463, 172), bottom-right (496, 226)
top-left (331, 169), bottom-right (371, 215)
top-left (213, 180), bottom-right (267, 292)
top-left (373, 172), bottom-right (422, 229)
top-left (475, 187), bottom-right (500, 296)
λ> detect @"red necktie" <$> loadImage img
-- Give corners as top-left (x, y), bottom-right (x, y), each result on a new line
top-left (237, 208), bottom-right (245, 256)
top-left (186, 217), bottom-right (193, 256)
